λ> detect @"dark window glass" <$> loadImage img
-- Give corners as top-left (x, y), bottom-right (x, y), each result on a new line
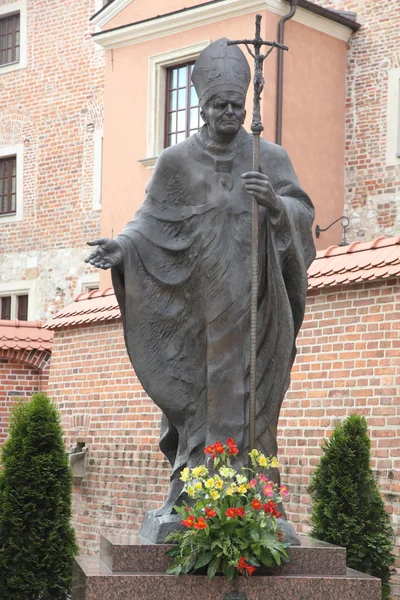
top-left (165, 62), bottom-right (201, 148)
top-left (0, 156), bottom-right (17, 216)
top-left (0, 12), bottom-right (20, 67)
top-left (17, 295), bottom-right (28, 321)
top-left (1, 296), bottom-right (11, 320)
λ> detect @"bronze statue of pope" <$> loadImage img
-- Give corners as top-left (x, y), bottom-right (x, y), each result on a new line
top-left (86, 40), bottom-right (315, 542)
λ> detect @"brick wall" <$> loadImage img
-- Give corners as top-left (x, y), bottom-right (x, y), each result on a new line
top-left (0, 0), bottom-right (104, 320)
top-left (46, 323), bottom-right (170, 553)
top-left (318, 0), bottom-right (400, 242)
top-left (47, 276), bottom-right (399, 596)
top-left (0, 348), bottom-right (51, 445)
top-left (280, 278), bottom-right (400, 597)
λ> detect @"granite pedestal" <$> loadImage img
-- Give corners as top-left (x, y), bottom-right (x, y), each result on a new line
top-left (72, 533), bottom-right (381, 600)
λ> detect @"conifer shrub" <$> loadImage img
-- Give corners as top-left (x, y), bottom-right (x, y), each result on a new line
top-left (309, 414), bottom-right (395, 600)
top-left (0, 393), bottom-right (78, 600)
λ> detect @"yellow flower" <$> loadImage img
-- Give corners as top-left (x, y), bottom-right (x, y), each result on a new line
top-left (214, 476), bottom-right (224, 489)
top-left (226, 487), bottom-right (235, 496)
top-left (249, 449), bottom-right (259, 460)
top-left (220, 466), bottom-right (235, 478)
top-left (205, 478), bottom-right (215, 489)
top-left (180, 467), bottom-right (190, 482)
top-left (258, 455), bottom-right (268, 467)
top-left (192, 466), bottom-right (208, 478)
top-left (236, 474), bottom-right (247, 485)
top-left (237, 484), bottom-right (247, 494)
top-left (209, 489), bottom-right (220, 500)
top-left (194, 481), bottom-right (202, 491)
top-left (187, 486), bottom-right (195, 497)
top-left (271, 457), bottom-right (279, 469)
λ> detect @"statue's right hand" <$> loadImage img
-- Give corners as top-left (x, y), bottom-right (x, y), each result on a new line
top-left (85, 238), bottom-right (123, 270)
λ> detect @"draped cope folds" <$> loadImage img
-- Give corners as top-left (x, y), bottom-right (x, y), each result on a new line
top-left (112, 128), bottom-right (316, 477)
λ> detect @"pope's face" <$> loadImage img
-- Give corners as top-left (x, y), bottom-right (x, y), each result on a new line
top-left (201, 92), bottom-right (246, 138)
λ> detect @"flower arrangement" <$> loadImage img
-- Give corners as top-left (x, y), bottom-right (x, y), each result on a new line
top-left (166, 438), bottom-right (290, 580)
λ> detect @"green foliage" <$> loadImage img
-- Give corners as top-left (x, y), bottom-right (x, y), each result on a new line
top-left (0, 393), bottom-right (78, 600)
top-left (309, 414), bottom-right (395, 600)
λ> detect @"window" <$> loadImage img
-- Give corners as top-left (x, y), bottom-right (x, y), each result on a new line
top-left (386, 68), bottom-right (400, 167)
top-left (0, 2), bottom-right (26, 74)
top-left (165, 62), bottom-right (201, 148)
top-left (0, 293), bottom-right (28, 321)
top-left (0, 156), bottom-right (16, 216)
top-left (92, 129), bottom-right (103, 210)
top-left (0, 144), bottom-right (23, 223)
top-left (0, 12), bottom-right (20, 67)
top-left (139, 41), bottom-right (210, 169)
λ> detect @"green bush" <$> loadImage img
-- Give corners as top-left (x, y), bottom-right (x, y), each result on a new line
top-left (0, 393), bottom-right (78, 600)
top-left (309, 414), bottom-right (395, 600)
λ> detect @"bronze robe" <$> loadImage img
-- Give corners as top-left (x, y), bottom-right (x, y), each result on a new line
top-left (112, 127), bottom-right (315, 478)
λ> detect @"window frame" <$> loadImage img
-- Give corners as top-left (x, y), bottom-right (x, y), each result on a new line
top-left (0, 155), bottom-right (17, 216)
top-left (0, 1), bottom-right (27, 75)
top-left (0, 282), bottom-right (33, 322)
top-left (0, 10), bottom-right (20, 68)
top-left (0, 144), bottom-right (23, 223)
top-left (139, 40), bottom-right (210, 169)
top-left (164, 62), bottom-right (201, 149)
top-left (386, 68), bottom-right (400, 167)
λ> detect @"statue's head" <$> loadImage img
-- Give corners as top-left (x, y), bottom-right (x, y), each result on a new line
top-left (192, 39), bottom-right (251, 139)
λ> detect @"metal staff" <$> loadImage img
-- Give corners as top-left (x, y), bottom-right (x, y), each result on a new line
top-left (227, 15), bottom-right (288, 454)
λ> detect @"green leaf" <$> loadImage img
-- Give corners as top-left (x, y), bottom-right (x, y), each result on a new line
top-left (207, 555), bottom-right (220, 579)
top-left (246, 556), bottom-right (261, 567)
top-left (222, 562), bottom-right (236, 580)
top-left (250, 529), bottom-right (260, 542)
top-left (166, 564), bottom-right (183, 575)
top-left (194, 553), bottom-right (214, 569)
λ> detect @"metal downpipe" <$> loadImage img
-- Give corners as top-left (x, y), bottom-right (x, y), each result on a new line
top-left (276, 0), bottom-right (298, 145)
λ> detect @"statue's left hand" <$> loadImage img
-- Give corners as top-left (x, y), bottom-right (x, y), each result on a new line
top-left (241, 171), bottom-right (283, 213)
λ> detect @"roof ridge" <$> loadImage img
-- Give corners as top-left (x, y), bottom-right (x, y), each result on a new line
top-left (315, 235), bottom-right (400, 260)
top-left (0, 319), bottom-right (44, 329)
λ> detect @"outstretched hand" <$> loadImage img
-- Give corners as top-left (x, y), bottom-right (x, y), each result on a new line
top-left (242, 171), bottom-right (283, 213)
top-left (85, 238), bottom-right (123, 270)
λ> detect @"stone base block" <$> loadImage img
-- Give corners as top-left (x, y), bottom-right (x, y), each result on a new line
top-left (73, 533), bottom-right (381, 600)
top-left (99, 533), bottom-right (347, 576)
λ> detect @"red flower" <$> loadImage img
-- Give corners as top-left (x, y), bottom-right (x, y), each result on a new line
top-left (251, 499), bottom-right (262, 510)
top-left (204, 445), bottom-right (217, 458)
top-left (205, 506), bottom-right (217, 518)
top-left (237, 557), bottom-right (256, 576)
top-left (214, 441), bottom-right (225, 454)
top-left (225, 507), bottom-right (238, 518)
top-left (263, 501), bottom-right (282, 518)
top-left (226, 438), bottom-right (239, 455)
top-left (181, 515), bottom-right (195, 528)
top-left (194, 517), bottom-right (208, 530)
top-left (278, 531), bottom-right (284, 542)
top-left (236, 506), bottom-right (245, 519)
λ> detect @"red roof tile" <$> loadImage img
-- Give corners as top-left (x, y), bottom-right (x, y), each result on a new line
top-left (45, 288), bottom-right (120, 330)
top-left (308, 235), bottom-right (400, 289)
top-left (46, 237), bottom-right (400, 330)
top-left (0, 320), bottom-right (54, 351)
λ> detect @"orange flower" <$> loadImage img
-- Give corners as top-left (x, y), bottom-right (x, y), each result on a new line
top-left (205, 506), bottom-right (217, 518)
top-left (181, 515), bottom-right (195, 528)
top-left (251, 499), bottom-right (262, 510)
top-left (225, 507), bottom-right (238, 518)
top-left (194, 517), bottom-right (208, 530)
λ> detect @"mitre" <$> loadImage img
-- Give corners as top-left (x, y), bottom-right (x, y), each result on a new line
top-left (191, 38), bottom-right (251, 107)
